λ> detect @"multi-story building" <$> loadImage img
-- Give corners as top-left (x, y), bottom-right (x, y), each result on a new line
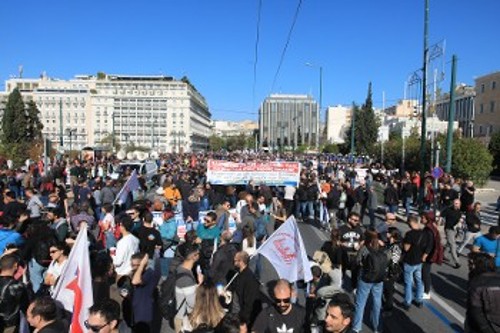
top-left (1, 73), bottom-right (212, 152)
top-left (385, 99), bottom-right (420, 118)
top-left (325, 105), bottom-right (351, 144)
top-left (435, 84), bottom-right (475, 138)
top-left (474, 71), bottom-right (500, 141)
top-left (212, 120), bottom-right (258, 137)
top-left (259, 94), bottom-right (319, 150)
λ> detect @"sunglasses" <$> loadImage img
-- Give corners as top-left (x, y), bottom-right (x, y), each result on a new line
top-left (84, 320), bottom-right (109, 332)
top-left (275, 297), bottom-right (291, 304)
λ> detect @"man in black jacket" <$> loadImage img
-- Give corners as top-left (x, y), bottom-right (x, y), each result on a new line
top-left (210, 231), bottom-right (237, 285)
top-left (0, 254), bottom-right (29, 333)
top-left (441, 199), bottom-right (463, 268)
top-left (229, 251), bottom-right (262, 330)
top-left (26, 297), bottom-right (67, 333)
top-left (466, 253), bottom-right (500, 333)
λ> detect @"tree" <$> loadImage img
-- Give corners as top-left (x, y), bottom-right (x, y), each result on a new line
top-left (100, 133), bottom-right (121, 152)
top-left (226, 134), bottom-right (246, 151)
top-left (2, 88), bottom-right (28, 143)
top-left (451, 138), bottom-right (493, 186)
top-left (208, 135), bottom-right (225, 151)
top-left (488, 131), bottom-right (500, 174)
top-left (26, 100), bottom-right (44, 141)
top-left (344, 82), bottom-right (380, 155)
top-left (322, 143), bottom-right (339, 154)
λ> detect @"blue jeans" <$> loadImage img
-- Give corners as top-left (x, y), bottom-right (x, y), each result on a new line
top-left (404, 198), bottom-right (413, 217)
top-left (353, 279), bottom-right (383, 332)
top-left (404, 263), bottom-right (424, 305)
top-left (29, 258), bottom-right (47, 293)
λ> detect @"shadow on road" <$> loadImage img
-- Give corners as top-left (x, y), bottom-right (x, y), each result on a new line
top-left (432, 272), bottom-right (467, 308)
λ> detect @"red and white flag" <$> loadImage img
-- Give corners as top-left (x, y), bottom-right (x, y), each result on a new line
top-left (255, 216), bottom-right (312, 282)
top-left (53, 225), bottom-right (94, 333)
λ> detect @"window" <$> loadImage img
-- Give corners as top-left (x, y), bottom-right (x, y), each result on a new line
top-left (480, 104), bottom-right (484, 113)
top-left (481, 84), bottom-right (485, 93)
top-left (479, 125), bottom-right (483, 134)
top-left (491, 101), bottom-right (495, 113)
top-left (490, 125), bottom-right (494, 134)
top-left (493, 81), bottom-right (496, 90)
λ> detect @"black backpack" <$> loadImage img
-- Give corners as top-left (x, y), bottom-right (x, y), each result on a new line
top-left (361, 248), bottom-right (389, 283)
top-left (159, 271), bottom-right (193, 320)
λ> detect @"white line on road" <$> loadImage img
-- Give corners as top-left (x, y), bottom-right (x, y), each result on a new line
top-left (429, 291), bottom-right (465, 324)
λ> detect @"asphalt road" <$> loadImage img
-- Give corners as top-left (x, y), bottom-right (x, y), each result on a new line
top-left (257, 212), bottom-right (474, 333)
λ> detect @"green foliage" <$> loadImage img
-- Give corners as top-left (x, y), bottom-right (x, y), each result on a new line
top-left (0, 89), bottom-right (45, 167)
top-left (26, 100), bottom-right (44, 141)
top-left (2, 88), bottom-right (28, 143)
top-left (344, 83), bottom-right (380, 155)
top-left (322, 143), bottom-right (339, 154)
top-left (209, 135), bottom-right (225, 151)
top-left (488, 131), bottom-right (500, 173)
top-left (226, 134), bottom-right (246, 151)
top-left (97, 72), bottom-right (106, 80)
top-left (451, 138), bottom-right (493, 186)
top-left (295, 144), bottom-right (308, 154)
top-left (100, 133), bottom-right (121, 152)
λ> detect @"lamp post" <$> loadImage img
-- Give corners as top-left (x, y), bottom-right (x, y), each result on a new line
top-left (306, 63), bottom-right (322, 149)
top-left (66, 128), bottom-right (77, 153)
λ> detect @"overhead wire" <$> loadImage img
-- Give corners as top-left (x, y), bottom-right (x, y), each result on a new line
top-left (270, 0), bottom-right (303, 92)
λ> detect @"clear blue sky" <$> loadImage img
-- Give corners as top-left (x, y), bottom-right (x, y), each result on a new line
top-left (1, 0), bottom-right (499, 121)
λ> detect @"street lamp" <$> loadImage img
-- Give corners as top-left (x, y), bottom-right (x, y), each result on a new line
top-left (66, 128), bottom-right (77, 153)
top-left (306, 62), bottom-right (322, 149)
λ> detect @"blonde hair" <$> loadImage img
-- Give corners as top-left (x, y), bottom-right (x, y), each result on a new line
top-left (189, 282), bottom-right (225, 329)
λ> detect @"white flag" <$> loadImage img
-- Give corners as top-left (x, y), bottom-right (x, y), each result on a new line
top-left (53, 225), bottom-right (94, 333)
top-left (255, 216), bottom-right (312, 282)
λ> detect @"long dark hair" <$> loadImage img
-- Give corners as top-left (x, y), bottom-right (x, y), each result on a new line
top-left (364, 229), bottom-right (380, 250)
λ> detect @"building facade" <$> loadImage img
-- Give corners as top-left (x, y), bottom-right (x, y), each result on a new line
top-left (259, 94), bottom-right (318, 150)
top-left (325, 105), bottom-right (351, 144)
top-left (474, 71), bottom-right (500, 141)
top-left (435, 84), bottom-right (475, 138)
top-left (212, 120), bottom-right (258, 137)
top-left (2, 74), bottom-right (212, 152)
top-left (385, 99), bottom-right (420, 118)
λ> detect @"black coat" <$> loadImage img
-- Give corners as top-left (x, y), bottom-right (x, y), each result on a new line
top-left (229, 267), bottom-right (262, 328)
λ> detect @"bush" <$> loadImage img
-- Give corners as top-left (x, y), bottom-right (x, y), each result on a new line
top-left (452, 138), bottom-right (493, 186)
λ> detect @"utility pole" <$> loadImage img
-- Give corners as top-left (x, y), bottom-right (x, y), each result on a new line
top-left (318, 66), bottom-right (323, 150)
top-left (59, 98), bottom-right (63, 148)
top-left (350, 106), bottom-right (355, 155)
top-left (419, 0), bottom-right (430, 205)
top-left (445, 55), bottom-right (457, 173)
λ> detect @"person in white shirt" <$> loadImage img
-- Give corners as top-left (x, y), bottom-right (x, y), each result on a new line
top-left (283, 185), bottom-right (296, 217)
top-left (112, 214), bottom-right (139, 278)
top-left (45, 242), bottom-right (69, 293)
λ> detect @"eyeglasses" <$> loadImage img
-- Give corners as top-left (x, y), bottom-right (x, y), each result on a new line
top-left (274, 297), bottom-right (291, 304)
top-left (84, 320), bottom-right (109, 332)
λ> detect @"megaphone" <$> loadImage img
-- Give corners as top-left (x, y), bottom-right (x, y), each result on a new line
top-left (117, 150), bottom-right (126, 160)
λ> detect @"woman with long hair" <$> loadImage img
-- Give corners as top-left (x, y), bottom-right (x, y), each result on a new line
top-left (183, 281), bottom-right (225, 332)
top-left (421, 211), bottom-right (443, 299)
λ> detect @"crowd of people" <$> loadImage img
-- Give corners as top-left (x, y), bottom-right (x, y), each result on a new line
top-left (0, 151), bottom-right (499, 333)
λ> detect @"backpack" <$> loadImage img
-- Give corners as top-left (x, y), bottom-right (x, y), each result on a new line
top-left (361, 248), bottom-right (389, 283)
top-left (159, 271), bottom-right (193, 320)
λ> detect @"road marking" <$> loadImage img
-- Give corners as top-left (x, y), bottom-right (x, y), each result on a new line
top-left (425, 302), bottom-right (464, 333)
top-left (429, 291), bottom-right (465, 324)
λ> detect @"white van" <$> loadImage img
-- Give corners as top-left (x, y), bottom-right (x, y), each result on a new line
top-left (110, 160), bottom-right (158, 186)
